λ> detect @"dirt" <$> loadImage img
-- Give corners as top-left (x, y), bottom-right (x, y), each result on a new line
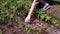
top-left (46, 6), bottom-right (60, 18)
top-left (0, 5), bottom-right (60, 34)
top-left (0, 25), bottom-right (27, 34)
top-left (22, 6), bottom-right (60, 34)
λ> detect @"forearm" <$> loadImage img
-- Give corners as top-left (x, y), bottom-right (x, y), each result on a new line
top-left (28, 0), bottom-right (37, 16)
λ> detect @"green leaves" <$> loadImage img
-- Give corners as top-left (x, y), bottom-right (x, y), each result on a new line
top-left (0, 8), bottom-right (9, 22)
top-left (0, 30), bottom-right (2, 34)
top-left (36, 9), bottom-right (60, 27)
top-left (45, 15), bottom-right (51, 21)
top-left (36, 9), bottom-right (51, 22)
top-left (0, 0), bottom-right (32, 24)
top-left (40, 14), bottom-right (45, 20)
top-left (0, 7), bottom-right (15, 24)
top-left (25, 25), bottom-right (31, 34)
top-left (52, 19), bottom-right (60, 27)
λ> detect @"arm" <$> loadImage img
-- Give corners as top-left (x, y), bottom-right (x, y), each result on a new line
top-left (24, 0), bottom-right (39, 22)
top-left (28, 0), bottom-right (38, 16)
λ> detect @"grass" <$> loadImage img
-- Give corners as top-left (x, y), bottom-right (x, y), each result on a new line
top-left (0, 0), bottom-right (60, 34)
top-left (0, 30), bottom-right (2, 34)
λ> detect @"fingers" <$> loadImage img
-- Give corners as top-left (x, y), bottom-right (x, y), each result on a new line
top-left (24, 16), bottom-right (31, 23)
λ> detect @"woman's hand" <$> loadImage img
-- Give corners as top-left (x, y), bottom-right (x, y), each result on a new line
top-left (24, 0), bottom-right (38, 23)
top-left (24, 15), bottom-right (31, 23)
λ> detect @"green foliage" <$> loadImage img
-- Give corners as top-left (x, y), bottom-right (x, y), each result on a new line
top-left (0, 8), bottom-right (15, 24)
top-left (25, 25), bottom-right (32, 34)
top-left (0, 30), bottom-right (2, 34)
top-left (36, 32), bottom-right (40, 34)
top-left (0, 0), bottom-right (32, 24)
top-left (36, 9), bottom-right (60, 27)
top-left (52, 18), bottom-right (60, 27)
top-left (45, 15), bottom-right (51, 21)
top-left (0, 0), bottom-right (60, 28)
top-left (40, 14), bottom-right (45, 20)
top-left (36, 9), bottom-right (51, 22)
top-left (8, 0), bottom-right (32, 14)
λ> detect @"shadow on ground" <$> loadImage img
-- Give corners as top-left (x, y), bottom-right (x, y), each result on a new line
top-left (36, 0), bottom-right (60, 9)
top-left (47, 0), bottom-right (60, 5)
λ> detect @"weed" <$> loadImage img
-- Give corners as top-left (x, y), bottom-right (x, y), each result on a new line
top-left (36, 9), bottom-right (60, 27)
top-left (0, 30), bottom-right (2, 34)
top-left (25, 25), bottom-right (32, 34)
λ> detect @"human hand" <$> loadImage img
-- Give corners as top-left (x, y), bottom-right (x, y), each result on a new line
top-left (24, 15), bottom-right (31, 23)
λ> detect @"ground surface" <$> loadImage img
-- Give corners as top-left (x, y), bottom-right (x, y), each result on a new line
top-left (0, 0), bottom-right (60, 34)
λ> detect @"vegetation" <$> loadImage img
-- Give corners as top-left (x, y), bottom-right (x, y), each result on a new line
top-left (0, 0), bottom-right (32, 24)
top-left (0, 30), bottom-right (2, 34)
top-left (36, 9), bottom-right (60, 27)
top-left (0, 0), bottom-right (60, 34)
